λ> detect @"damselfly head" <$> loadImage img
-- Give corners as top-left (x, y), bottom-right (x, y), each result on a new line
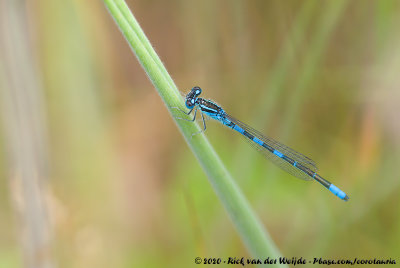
top-left (185, 86), bottom-right (203, 109)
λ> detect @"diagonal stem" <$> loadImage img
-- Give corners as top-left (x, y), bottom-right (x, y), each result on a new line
top-left (103, 0), bottom-right (287, 265)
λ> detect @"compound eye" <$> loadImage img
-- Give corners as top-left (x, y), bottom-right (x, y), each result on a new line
top-left (186, 98), bottom-right (195, 108)
top-left (192, 86), bottom-right (202, 96)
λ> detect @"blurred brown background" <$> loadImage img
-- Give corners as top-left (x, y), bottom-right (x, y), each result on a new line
top-left (1, 0), bottom-right (399, 267)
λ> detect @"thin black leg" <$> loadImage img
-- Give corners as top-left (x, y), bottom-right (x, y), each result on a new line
top-left (171, 106), bottom-right (193, 116)
top-left (173, 107), bottom-right (197, 122)
top-left (201, 112), bottom-right (206, 131)
top-left (191, 112), bottom-right (207, 138)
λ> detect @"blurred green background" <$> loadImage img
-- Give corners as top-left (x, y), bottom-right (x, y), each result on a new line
top-left (1, 0), bottom-right (400, 267)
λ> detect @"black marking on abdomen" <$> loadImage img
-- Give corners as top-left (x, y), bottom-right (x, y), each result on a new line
top-left (313, 173), bottom-right (331, 189)
top-left (282, 155), bottom-right (295, 165)
top-left (280, 154), bottom-right (323, 183)
top-left (294, 162), bottom-right (314, 177)
top-left (226, 122), bottom-right (235, 128)
top-left (261, 143), bottom-right (274, 153)
top-left (242, 131), bottom-right (254, 140)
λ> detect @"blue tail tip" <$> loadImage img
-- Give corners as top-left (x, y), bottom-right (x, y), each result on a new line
top-left (329, 184), bottom-right (350, 201)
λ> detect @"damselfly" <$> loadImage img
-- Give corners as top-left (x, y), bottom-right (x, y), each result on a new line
top-left (175, 86), bottom-right (349, 201)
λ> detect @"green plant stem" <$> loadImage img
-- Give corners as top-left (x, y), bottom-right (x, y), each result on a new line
top-left (103, 0), bottom-right (286, 264)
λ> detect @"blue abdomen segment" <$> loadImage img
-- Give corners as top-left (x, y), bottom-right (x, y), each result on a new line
top-left (253, 137), bottom-right (263, 146)
top-left (232, 124), bottom-right (244, 134)
top-left (273, 150), bottom-right (284, 158)
top-left (329, 184), bottom-right (349, 200)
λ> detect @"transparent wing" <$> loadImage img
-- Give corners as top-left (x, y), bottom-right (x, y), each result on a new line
top-left (225, 114), bottom-right (318, 181)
